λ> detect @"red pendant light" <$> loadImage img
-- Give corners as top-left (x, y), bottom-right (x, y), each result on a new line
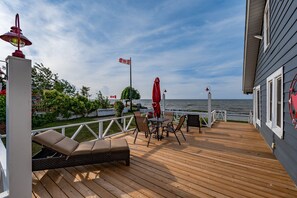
top-left (0, 13), bottom-right (32, 58)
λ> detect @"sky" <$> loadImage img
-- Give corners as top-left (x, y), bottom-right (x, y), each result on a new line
top-left (0, 0), bottom-right (251, 99)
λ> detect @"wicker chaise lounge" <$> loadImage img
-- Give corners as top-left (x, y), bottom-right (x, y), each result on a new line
top-left (32, 130), bottom-right (130, 171)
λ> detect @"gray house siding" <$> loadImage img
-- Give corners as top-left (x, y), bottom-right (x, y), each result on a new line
top-left (253, 0), bottom-right (297, 184)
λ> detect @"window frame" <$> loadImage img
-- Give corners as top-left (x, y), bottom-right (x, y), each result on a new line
top-left (263, 0), bottom-right (270, 52)
top-left (254, 85), bottom-right (261, 127)
top-left (266, 67), bottom-right (283, 139)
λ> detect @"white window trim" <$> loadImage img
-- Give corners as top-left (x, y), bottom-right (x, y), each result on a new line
top-left (254, 85), bottom-right (261, 127)
top-left (266, 80), bottom-right (273, 128)
top-left (263, 0), bottom-right (270, 52)
top-left (266, 67), bottom-right (283, 139)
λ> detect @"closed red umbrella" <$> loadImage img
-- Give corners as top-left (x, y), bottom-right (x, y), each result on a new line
top-left (152, 77), bottom-right (161, 118)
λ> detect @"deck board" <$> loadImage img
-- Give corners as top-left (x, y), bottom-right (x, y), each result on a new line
top-left (32, 122), bottom-right (297, 197)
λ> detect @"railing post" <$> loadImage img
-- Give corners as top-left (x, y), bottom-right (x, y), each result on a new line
top-left (99, 121), bottom-right (103, 139)
top-left (61, 128), bottom-right (65, 136)
top-left (208, 91), bottom-right (212, 128)
top-left (123, 117), bottom-right (126, 132)
top-left (249, 110), bottom-right (253, 124)
top-left (224, 110), bottom-right (227, 122)
top-left (6, 56), bottom-right (32, 198)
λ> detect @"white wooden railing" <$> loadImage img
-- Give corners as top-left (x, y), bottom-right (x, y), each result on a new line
top-left (32, 115), bottom-right (135, 139)
top-left (159, 110), bottom-right (227, 127)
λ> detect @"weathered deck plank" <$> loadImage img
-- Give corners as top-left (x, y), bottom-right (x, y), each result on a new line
top-left (32, 121), bottom-right (297, 197)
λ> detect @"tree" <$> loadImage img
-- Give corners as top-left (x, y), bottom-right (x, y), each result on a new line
top-left (32, 63), bottom-right (57, 94)
top-left (54, 79), bottom-right (76, 96)
top-left (80, 86), bottom-right (91, 98)
top-left (96, 91), bottom-right (110, 109)
top-left (120, 87), bottom-right (141, 111)
top-left (32, 63), bottom-right (76, 96)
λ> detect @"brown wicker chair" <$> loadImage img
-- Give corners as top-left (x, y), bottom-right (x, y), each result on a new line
top-left (134, 116), bottom-right (157, 147)
top-left (162, 115), bottom-right (186, 145)
top-left (32, 130), bottom-right (130, 171)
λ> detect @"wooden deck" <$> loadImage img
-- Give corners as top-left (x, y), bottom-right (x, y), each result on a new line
top-left (32, 122), bottom-right (297, 198)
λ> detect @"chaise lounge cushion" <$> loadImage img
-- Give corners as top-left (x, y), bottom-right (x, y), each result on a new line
top-left (32, 130), bottom-right (65, 148)
top-left (72, 141), bottom-right (95, 156)
top-left (33, 130), bottom-right (79, 156)
top-left (111, 139), bottom-right (129, 152)
top-left (54, 136), bottom-right (79, 156)
top-left (92, 140), bottom-right (111, 154)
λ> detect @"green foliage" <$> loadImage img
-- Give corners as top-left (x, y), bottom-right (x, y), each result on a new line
top-left (32, 63), bottom-right (57, 94)
top-left (0, 95), bottom-right (5, 123)
top-left (32, 63), bottom-right (76, 96)
top-left (54, 79), bottom-right (76, 96)
top-left (32, 113), bottom-right (56, 128)
top-left (120, 87), bottom-right (141, 100)
top-left (114, 100), bottom-right (124, 117)
top-left (96, 91), bottom-right (110, 109)
top-left (80, 86), bottom-right (91, 98)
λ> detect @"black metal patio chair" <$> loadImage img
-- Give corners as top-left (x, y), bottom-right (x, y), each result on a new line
top-left (162, 115), bottom-right (187, 145)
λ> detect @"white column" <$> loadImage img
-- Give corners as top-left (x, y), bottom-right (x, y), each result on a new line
top-left (6, 56), bottom-right (32, 198)
top-left (208, 91), bottom-right (212, 128)
top-left (162, 93), bottom-right (166, 113)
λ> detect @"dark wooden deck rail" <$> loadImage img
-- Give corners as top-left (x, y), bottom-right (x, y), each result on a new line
top-left (32, 122), bottom-right (297, 197)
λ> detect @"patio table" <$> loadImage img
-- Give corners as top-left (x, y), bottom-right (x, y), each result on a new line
top-left (148, 117), bottom-right (168, 140)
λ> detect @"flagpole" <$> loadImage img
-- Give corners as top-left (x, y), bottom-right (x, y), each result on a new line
top-left (129, 57), bottom-right (132, 112)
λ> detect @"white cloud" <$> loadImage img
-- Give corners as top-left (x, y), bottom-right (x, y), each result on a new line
top-left (0, 0), bottom-right (250, 99)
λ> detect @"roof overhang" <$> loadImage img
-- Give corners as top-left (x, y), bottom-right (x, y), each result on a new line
top-left (242, 0), bottom-right (266, 94)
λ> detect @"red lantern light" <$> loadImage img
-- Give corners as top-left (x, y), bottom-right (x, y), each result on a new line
top-left (0, 14), bottom-right (32, 58)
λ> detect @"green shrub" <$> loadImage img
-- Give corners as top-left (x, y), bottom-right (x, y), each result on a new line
top-left (0, 95), bottom-right (5, 123)
top-left (32, 112), bottom-right (56, 128)
top-left (114, 100), bottom-right (124, 117)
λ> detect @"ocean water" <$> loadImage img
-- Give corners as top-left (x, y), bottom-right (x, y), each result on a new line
top-left (132, 99), bottom-right (253, 122)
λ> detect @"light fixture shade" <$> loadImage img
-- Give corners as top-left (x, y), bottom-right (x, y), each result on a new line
top-left (0, 26), bottom-right (32, 47)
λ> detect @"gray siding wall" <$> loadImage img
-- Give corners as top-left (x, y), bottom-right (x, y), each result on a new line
top-left (254, 0), bottom-right (297, 184)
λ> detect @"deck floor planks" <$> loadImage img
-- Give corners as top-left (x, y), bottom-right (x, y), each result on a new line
top-left (127, 135), bottom-right (292, 186)
top-left (32, 122), bottom-right (297, 197)
top-left (33, 170), bottom-right (68, 198)
top-left (136, 132), bottom-right (294, 183)
top-left (130, 134), bottom-right (297, 194)
top-left (85, 164), bottom-right (148, 198)
top-left (54, 168), bottom-right (100, 198)
top-left (32, 173), bottom-right (51, 198)
top-left (95, 163), bottom-right (164, 198)
top-left (45, 169), bottom-right (84, 198)
top-left (75, 165), bottom-right (132, 198)
top-left (130, 146), bottom-right (291, 198)
top-left (102, 163), bottom-right (177, 197)
top-left (118, 159), bottom-right (214, 198)
top-left (128, 139), bottom-right (281, 198)
top-left (65, 166), bottom-right (116, 198)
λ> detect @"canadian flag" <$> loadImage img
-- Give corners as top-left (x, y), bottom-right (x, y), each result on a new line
top-left (110, 95), bottom-right (116, 99)
top-left (119, 58), bottom-right (131, 65)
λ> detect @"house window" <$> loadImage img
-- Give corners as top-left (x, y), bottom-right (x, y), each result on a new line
top-left (254, 85), bottom-right (261, 127)
top-left (263, 0), bottom-right (270, 51)
top-left (266, 67), bottom-right (283, 138)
